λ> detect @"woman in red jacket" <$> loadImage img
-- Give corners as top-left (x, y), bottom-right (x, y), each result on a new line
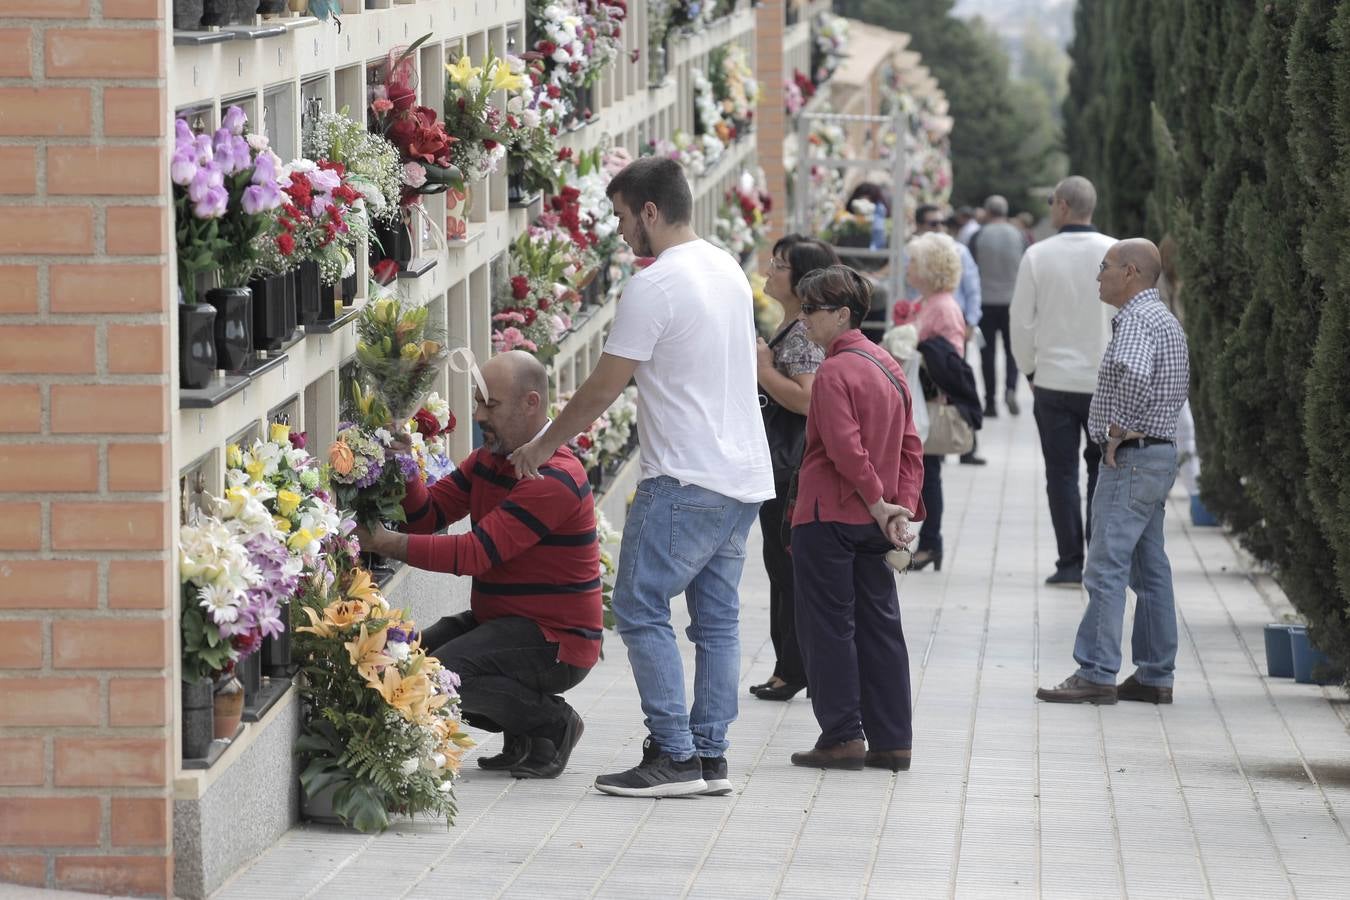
top-left (788, 265), bottom-right (926, 773)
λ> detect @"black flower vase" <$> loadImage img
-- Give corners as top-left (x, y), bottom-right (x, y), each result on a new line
top-left (262, 602), bottom-right (291, 677)
top-left (295, 261), bottom-right (322, 326)
top-left (199, 0), bottom-right (229, 25)
top-left (205, 286), bottom-right (252, 372)
top-left (588, 465), bottom-right (603, 491)
top-left (372, 217), bottom-right (413, 266)
top-left (182, 678), bottom-right (214, 759)
top-left (230, 0), bottom-right (255, 24)
top-left (178, 301), bottom-right (217, 389)
top-left (257, 0), bottom-right (286, 14)
top-left (281, 269), bottom-right (298, 338)
top-left (173, 0), bottom-right (205, 29)
top-left (238, 652), bottom-right (263, 706)
top-left (249, 274), bottom-right (289, 352)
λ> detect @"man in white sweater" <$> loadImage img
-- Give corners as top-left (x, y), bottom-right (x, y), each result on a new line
top-left (1010, 176), bottom-right (1116, 586)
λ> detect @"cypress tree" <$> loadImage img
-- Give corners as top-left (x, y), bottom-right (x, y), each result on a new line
top-left (1098, 0), bottom-right (1156, 238)
top-left (1064, 0), bottom-right (1110, 189)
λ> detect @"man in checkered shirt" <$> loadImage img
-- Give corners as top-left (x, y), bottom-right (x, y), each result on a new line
top-left (1037, 238), bottom-right (1190, 706)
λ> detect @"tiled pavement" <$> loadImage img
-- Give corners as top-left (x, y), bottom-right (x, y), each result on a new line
top-left (213, 397), bottom-right (1350, 900)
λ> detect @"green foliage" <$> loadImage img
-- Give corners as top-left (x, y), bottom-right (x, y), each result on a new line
top-left (180, 595), bottom-right (233, 684)
top-left (1064, 0), bottom-right (1350, 684)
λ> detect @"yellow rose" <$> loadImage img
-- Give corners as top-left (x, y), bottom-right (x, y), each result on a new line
top-left (400, 342), bottom-right (422, 361)
top-left (245, 459), bottom-right (266, 483)
top-left (328, 438), bottom-right (355, 476)
top-left (269, 423), bottom-right (291, 444)
top-left (275, 490), bottom-right (302, 518)
top-left (272, 515), bottom-right (292, 534)
top-left (225, 444), bottom-right (243, 468)
top-left (287, 528), bottom-right (314, 552)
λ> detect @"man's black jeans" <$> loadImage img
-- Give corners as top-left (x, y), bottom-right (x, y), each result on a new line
top-left (420, 612), bottom-right (588, 739)
top-left (978, 305), bottom-right (1018, 403)
top-left (1032, 385), bottom-right (1101, 572)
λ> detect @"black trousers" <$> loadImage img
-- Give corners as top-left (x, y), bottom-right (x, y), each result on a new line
top-left (978, 305), bottom-right (1018, 401)
top-left (791, 519), bottom-right (913, 751)
top-left (1032, 386), bottom-right (1101, 571)
top-left (420, 612), bottom-right (588, 738)
top-left (757, 479), bottom-right (805, 685)
top-left (918, 454), bottom-right (943, 554)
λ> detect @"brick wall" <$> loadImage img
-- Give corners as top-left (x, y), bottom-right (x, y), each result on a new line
top-left (0, 0), bottom-right (174, 896)
top-left (756, 0), bottom-right (788, 257)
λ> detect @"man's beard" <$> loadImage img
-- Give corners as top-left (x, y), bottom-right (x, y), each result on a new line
top-left (631, 219), bottom-right (652, 257)
top-left (480, 426), bottom-right (506, 455)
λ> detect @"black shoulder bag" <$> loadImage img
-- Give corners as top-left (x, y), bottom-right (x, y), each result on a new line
top-left (760, 327), bottom-right (809, 482)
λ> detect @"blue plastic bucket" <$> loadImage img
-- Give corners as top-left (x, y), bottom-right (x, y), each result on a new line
top-left (1263, 624), bottom-right (1294, 678)
top-left (1190, 494), bottom-right (1218, 527)
top-left (1289, 626), bottom-right (1337, 685)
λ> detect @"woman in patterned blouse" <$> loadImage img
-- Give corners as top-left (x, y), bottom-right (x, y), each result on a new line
top-left (750, 235), bottom-right (840, 702)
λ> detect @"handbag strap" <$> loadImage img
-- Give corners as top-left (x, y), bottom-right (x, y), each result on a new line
top-left (841, 347), bottom-right (911, 412)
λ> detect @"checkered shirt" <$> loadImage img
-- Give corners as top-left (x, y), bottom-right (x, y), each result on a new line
top-left (1087, 288), bottom-right (1190, 444)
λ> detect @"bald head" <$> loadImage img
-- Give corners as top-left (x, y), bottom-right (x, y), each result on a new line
top-left (475, 351), bottom-right (550, 455)
top-left (1053, 176), bottom-right (1097, 224)
top-left (1115, 238), bottom-right (1162, 286)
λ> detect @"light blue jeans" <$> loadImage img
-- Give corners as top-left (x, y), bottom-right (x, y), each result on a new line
top-left (1074, 443), bottom-right (1180, 687)
top-left (613, 476), bottom-right (761, 760)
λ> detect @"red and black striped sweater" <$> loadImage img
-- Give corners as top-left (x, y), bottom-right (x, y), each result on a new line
top-left (400, 446), bottom-right (603, 668)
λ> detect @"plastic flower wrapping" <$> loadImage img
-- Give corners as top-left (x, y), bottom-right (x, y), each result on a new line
top-left (353, 297), bottom-right (450, 423)
top-left (326, 387), bottom-right (420, 527)
top-left (172, 106), bottom-right (285, 302)
top-left (370, 37), bottom-right (464, 206)
top-left (293, 532), bottom-right (470, 833)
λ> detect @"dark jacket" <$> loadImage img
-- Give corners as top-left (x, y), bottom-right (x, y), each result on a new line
top-left (918, 336), bottom-right (983, 430)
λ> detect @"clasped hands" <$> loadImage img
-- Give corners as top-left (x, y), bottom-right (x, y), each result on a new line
top-left (868, 498), bottom-right (917, 549)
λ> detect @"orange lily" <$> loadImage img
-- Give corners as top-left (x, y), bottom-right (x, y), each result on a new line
top-left (345, 623), bottom-right (394, 682)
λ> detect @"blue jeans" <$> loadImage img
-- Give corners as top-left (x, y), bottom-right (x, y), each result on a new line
top-left (1074, 443), bottom-right (1179, 687)
top-left (613, 476), bottom-right (761, 760)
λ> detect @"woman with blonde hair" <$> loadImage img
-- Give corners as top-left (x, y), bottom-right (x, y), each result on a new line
top-left (894, 231), bottom-right (968, 571)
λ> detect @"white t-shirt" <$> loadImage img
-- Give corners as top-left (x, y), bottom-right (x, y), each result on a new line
top-left (604, 239), bottom-right (775, 503)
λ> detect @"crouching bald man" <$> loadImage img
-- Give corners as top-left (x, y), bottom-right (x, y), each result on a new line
top-left (357, 350), bottom-right (601, 779)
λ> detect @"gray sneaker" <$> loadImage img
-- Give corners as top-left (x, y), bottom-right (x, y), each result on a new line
top-left (699, 756), bottom-right (732, 796)
top-left (595, 737), bottom-right (706, 798)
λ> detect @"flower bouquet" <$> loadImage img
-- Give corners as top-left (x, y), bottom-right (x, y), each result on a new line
top-left (370, 37), bottom-right (465, 206)
top-left (710, 44), bottom-right (758, 138)
top-left (492, 226), bottom-right (583, 360)
top-left (442, 53), bottom-right (525, 183)
top-left (812, 11), bottom-right (851, 84)
top-left (293, 544), bottom-right (470, 833)
top-left (251, 158), bottom-right (370, 287)
top-left (353, 296), bottom-right (449, 423)
top-left (712, 169), bottom-right (771, 262)
top-left (302, 109), bottom-right (405, 225)
top-left (409, 391), bottom-right (457, 485)
top-left (326, 385), bottom-right (420, 526)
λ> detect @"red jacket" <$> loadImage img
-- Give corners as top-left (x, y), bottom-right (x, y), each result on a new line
top-left (791, 329), bottom-right (926, 528)
top-left (400, 446), bottom-right (602, 668)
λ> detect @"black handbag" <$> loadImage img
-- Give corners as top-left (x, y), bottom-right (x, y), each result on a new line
top-left (760, 327), bottom-right (809, 480)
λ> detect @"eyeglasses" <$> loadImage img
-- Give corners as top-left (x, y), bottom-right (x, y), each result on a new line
top-left (801, 303), bottom-right (844, 315)
top-left (919, 219), bottom-right (943, 229)
top-left (768, 256), bottom-right (789, 271)
top-left (1098, 260), bottom-right (1130, 273)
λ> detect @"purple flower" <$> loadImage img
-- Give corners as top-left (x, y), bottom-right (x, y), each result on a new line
top-left (354, 457), bottom-right (384, 489)
top-left (241, 182), bottom-right (281, 215)
top-left (193, 185), bottom-right (228, 219)
top-left (254, 596), bottom-right (285, 639)
top-left (222, 105), bottom-right (248, 137)
top-left (171, 148), bottom-right (198, 187)
top-left (251, 150), bottom-right (277, 186)
top-left (193, 133), bottom-right (214, 164)
top-left (187, 164), bottom-right (223, 203)
top-left (386, 625), bottom-right (412, 644)
top-left (395, 453), bottom-right (419, 480)
top-left (309, 167), bottom-right (341, 193)
top-left (175, 118), bottom-right (194, 147)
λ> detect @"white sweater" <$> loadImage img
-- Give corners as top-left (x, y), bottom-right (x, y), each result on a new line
top-left (1009, 229), bottom-right (1118, 394)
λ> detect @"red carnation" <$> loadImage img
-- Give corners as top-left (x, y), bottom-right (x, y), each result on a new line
top-left (511, 275), bottom-right (530, 300)
top-left (538, 40), bottom-right (557, 55)
top-left (277, 232), bottom-right (295, 255)
top-left (483, 139), bottom-right (498, 150)
top-left (413, 408), bottom-right (440, 439)
top-left (538, 297), bottom-right (551, 311)
top-left (547, 84), bottom-right (562, 99)
top-left (372, 258), bottom-right (400, 285)
top-left (523, 308), bottom-right (537, 325)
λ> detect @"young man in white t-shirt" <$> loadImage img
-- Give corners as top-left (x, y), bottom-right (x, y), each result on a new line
top-left (511, 157), bottom-right (775, 797)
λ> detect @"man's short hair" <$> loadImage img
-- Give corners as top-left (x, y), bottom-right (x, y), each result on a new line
top-left (605, 157), bottom-right (692, 225)
top-left (797, 265), bottom-right (873, 330)
top-left (915, 204), bottom-right (940, 226)
top-left (984, 195), bottom-right (1009, 217)
top-left (1054, 176), bottom-right (1097, 220)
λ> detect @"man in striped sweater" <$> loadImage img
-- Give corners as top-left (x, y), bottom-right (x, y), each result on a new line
top-left (357, 351), bottom-right (601, 779)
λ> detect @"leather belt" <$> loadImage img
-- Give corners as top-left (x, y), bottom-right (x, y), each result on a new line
top-left (1102, 436), bottom-right (1173, 452)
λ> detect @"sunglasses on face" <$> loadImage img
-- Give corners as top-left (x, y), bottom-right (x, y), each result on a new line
top-left (801, 303), bottom-right (844, 315)
top-left (919, 219), bottom-right (943, 228)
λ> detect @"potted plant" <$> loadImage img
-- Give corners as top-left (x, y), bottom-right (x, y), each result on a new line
top-left (171, 118), bottom-right (231, 388)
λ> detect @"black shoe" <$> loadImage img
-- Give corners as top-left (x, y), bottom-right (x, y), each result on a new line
top-left (477, 733), bottom-right (532, 771)
top-left (699, 756), bottom-right (732, 795)
top-left (753, 681), bottom-right (806, 701)
top-left (909, 550), bottom-right (942, 572)
top-left (594, 737), bottom-right (706, 797)
top-left (1005, 389), bottom-right (1020, 416)
top-left (983, 404), bottom-right (998, 419)
top-left (1044, 567), bottom-right (1082, 587)
top-left (1036, 674), bottom-right (1117, 704)
top-left (1117, 674), bottom-right (1173, 704)
top-left (749, 678), bottom-right (777, 696)
top-left (510, 707), bottom-right (585, 779)
top-left (958, 452), bottom-right (987, 466)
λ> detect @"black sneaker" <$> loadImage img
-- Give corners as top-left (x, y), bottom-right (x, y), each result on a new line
top-left (511, 707), bottom-right (585, 779)
top-left (699, 756), bottom-right (732, 796)
top-left (1045, 567), bottom-right (1082, 587)
top-left (477, 733), bottom-right (532, 771)
top-left (594, 737), bottom-right (706, 798)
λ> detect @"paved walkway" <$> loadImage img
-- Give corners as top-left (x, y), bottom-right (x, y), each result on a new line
top-left (213, 396), bottom-right (1350, 900)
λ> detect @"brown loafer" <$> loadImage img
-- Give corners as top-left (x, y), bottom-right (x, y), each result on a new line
top-left (790, 738), bottom-right (865, 770)
top-left (1117, 674), bottom-right (1172, 704)
top-left (864, 749), bottom-right (911, 772)
top-left (1036, 674), bottom-right (1117, 704)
